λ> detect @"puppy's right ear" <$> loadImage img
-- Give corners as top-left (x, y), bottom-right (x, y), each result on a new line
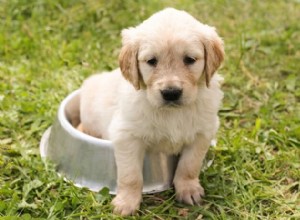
top-left (119, 29), bottom-right (140, 90)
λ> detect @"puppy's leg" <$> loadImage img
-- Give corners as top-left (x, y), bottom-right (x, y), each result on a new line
top-left (76, 123), bottom-right (84, 132)
top-left (173, 134), bottom-right (210, 205)
top-left (112, 137), bottom-right (145, 216)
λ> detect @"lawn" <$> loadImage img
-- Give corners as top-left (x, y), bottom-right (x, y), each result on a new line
top-left (0, 0), bottom-right (299, 219)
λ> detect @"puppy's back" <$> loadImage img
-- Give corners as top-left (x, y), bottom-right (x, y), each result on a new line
top-left (80, 69), bottom-right (123, 139)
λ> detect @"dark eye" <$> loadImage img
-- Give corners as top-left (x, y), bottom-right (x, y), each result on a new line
top-left (147, 58), bottom-right (158, 66)
top-left (183, 56), bottom-right (196, 65)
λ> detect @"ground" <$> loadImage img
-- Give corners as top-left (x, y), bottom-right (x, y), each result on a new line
top-left (0, 0), bottom-right (299, 219)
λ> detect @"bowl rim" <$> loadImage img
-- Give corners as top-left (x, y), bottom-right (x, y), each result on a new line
top-left (59, 90), bottom-right (112, 147)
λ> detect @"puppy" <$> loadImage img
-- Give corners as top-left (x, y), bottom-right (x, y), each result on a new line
top-left (79, 8), bottom-right (224, 216)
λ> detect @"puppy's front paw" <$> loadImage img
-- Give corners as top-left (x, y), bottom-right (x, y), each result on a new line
top-left (174, 178), bottom-right (205, 205)
top-left (112, 192), bottom-right (142, 216)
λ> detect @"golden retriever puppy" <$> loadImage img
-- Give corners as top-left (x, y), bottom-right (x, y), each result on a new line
top-left (79, 8), bottom-right (224, 215)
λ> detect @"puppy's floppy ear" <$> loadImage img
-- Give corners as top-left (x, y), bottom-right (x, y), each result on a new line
top-left (202, 27), bottom-right (225, 87)
top-left (119, 29), bottom-right (140, 90)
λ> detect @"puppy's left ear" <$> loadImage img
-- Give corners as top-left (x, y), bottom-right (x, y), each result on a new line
top-left (203, 27), bottom-right (225, 87)
top-left (119, 29), bottom-right (141, 90)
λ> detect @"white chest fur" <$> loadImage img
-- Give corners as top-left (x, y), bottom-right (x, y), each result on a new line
top-left (110, 81), bottom-right (223, 154)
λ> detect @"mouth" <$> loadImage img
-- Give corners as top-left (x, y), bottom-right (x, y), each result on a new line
top-left (162, 100), bottom-right (182, 108)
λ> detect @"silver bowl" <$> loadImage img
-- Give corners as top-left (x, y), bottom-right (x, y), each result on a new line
top-left (40, 90), bottom-right (178, 194)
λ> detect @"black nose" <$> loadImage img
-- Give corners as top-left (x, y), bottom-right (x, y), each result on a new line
top-left (160, 87), bottom-right (183, 101)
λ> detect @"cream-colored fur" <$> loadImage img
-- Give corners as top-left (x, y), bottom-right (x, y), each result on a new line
top-left (79, 8), bottom-right (224, 216)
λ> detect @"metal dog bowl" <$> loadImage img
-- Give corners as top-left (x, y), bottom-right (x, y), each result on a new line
top-left (40, 90), bottom-right (178, 194)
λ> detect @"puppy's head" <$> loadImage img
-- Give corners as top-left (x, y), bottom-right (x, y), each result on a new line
top-left (119, 8), bottom-right (224, 108)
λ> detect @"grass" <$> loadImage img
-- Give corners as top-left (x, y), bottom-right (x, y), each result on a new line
top-left (0, 0), bottom-right (299, 219)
